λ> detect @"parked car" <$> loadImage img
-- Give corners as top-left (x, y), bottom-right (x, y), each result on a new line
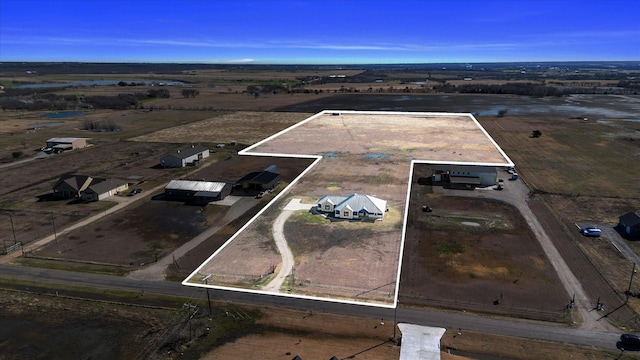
top-left (581, 226), bottom-right (601, 237)
top-left (128, 188), bottom-right (142, 196)
top-left (620, 333), bottom-right (640, 348)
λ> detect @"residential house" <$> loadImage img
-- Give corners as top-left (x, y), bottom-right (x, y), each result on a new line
top-left (52, 174), bottom-right (93, 198)
top-left (82, 179), bottom-right (129, 202)
top-left (316, 193), bottom-right (387, 221)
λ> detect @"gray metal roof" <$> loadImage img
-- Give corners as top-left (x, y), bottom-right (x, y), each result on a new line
top-left (164, 145), bottom-right (209, 160)
top-left (165, 180), bottom-right (227, 192)
top-left (47, 137), bottom-right (85, 143)
top-left (318, 194), bottom-right (387, 214)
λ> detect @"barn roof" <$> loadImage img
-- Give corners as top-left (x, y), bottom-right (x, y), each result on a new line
top-left (164, 145), bottom-right (209, 160)
top-left (166, 180), bottom-right (228, 193)
top-left (47, 137), bottom-right (84, 143)
top-left (237, 171), bottom-right (280, 184)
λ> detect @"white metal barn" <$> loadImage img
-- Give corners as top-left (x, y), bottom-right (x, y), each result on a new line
top-left (160, 145), bottom-right (210, 168)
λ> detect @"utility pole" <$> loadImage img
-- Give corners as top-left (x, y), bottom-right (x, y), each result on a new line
top-left (627, 262), bottom-right (637, 302)
top-left (9, 212), bottom-right (17, 244)
top-left (393, 300), bottom-right (399, 340)
top-left (50, 212), bottom-right (57, 243)
top-left (204, 275), bottom-right (212, 316)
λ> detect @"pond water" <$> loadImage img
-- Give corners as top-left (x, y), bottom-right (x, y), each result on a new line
top-left (18, 80), bottom-right (184, 89)
top-left (279, 94), bottom-right (640, 119)
top-left (41, 111), bottom-right (86, 119)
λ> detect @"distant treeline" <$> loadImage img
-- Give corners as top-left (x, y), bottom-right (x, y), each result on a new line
top-left (0, 89), bottom-right (170, 111)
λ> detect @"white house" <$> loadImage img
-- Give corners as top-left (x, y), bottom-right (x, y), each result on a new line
top-left (317, 194), bottom-right (387, 221)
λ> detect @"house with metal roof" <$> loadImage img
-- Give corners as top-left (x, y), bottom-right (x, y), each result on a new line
top-left (82, 178), bottom-right (129, 201)
top-left (164, 179), bottom-right (232, 203)
top-left (160, 145), bottom-right (210, 168)
top-left (317, 193), bottom-right (387, 221)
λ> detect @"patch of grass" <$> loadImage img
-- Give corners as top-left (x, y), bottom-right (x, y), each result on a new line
top-left (13, 257), bottom-right (131, 276)
top-left (293, 210), bottom-right (325, 224)
top-left (435, 241), bottom-right (467, 254)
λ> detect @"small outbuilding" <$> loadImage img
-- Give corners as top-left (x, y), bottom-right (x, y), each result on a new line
top-left (432, 165), bottom-right (497, 189)
top-left (160, 145), bottom-right (210, 168)
top-left (82, 178), bottom-right (129, 201)
top-left (619, 211), bottom-right (640, 239)
top-left (237, 171), bottom-right (281, 191)
top-left (46, 137), bottom-right (88, 151)
top-left (164, 180), bottom-right (232, 203)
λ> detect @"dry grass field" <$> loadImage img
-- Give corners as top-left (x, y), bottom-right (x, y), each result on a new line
top-left (189, 111), bottom-right (513, 304)
top-left (2, 65), bottom-right (640, 358)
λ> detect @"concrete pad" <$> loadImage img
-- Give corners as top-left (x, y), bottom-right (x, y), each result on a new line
top-left (398, 323), bottom-right (446, 360)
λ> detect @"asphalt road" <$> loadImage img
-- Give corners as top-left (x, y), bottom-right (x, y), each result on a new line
top-left (0, 263), bottom-right (622, 351)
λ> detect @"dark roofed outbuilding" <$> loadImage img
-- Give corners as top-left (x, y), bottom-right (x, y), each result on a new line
top-left (237, 171), bottom-right (280, 191)
top-left (619, 211), bottom-right (640, 238)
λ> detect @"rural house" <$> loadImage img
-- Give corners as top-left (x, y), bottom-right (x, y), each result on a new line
top-left (160, 145), bottom-right (210, 168)
top-left (316, 193), bottom-right (387, 221)
top-left (619, 211), bottom-right (640, 238)
top-left (237, 170), bottom-right (281, 191)
top-left (81, 178), bottom-right (129, 202)
top-left (164, 180), bottom-right (232, 203)
top-left (52, 174), bottom-right (94, 198)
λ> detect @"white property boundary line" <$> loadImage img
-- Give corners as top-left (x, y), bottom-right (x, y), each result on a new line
top-left (183, 110), bottom-right (514, 309)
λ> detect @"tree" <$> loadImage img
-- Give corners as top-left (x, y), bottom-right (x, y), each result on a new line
top-left (496, 109), bottom-right (508, 117)
top-left (181, 89), bottom-right (200, 98)
top-left (531, 130), bottom-right (542, 138)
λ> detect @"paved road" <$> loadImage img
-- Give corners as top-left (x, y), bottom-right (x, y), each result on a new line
top-left (0, 151), bottom-right (50, 170)
top-left (0, 263), bottom-right (622, 351)
top-left (263, 198), bottom-right (314, 292)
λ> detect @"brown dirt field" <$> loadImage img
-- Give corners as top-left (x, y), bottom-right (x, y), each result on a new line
top-left (0, 288), bottom-right (171, 360)
top-left (130, 111), bottom-right (311, 145)
top-left (400, 183), bottom-right (569, 321)
top-left (26, 155), bottom-right (313, 274)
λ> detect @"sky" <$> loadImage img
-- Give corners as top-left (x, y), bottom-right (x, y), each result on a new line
top-left (0, 0), bottom-right (638, 64)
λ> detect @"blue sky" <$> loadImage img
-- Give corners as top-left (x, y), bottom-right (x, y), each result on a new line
top-left (1, 0), bottom-right (638, 64)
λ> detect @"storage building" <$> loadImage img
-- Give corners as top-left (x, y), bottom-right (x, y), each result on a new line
top-left (164, 180), bottom-right (232, 203)
top-left (160, 145), bottom-right (210, 168)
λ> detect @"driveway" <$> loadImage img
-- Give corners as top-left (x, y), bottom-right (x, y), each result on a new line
top-left (262, 198), bottom-right (313, 292)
